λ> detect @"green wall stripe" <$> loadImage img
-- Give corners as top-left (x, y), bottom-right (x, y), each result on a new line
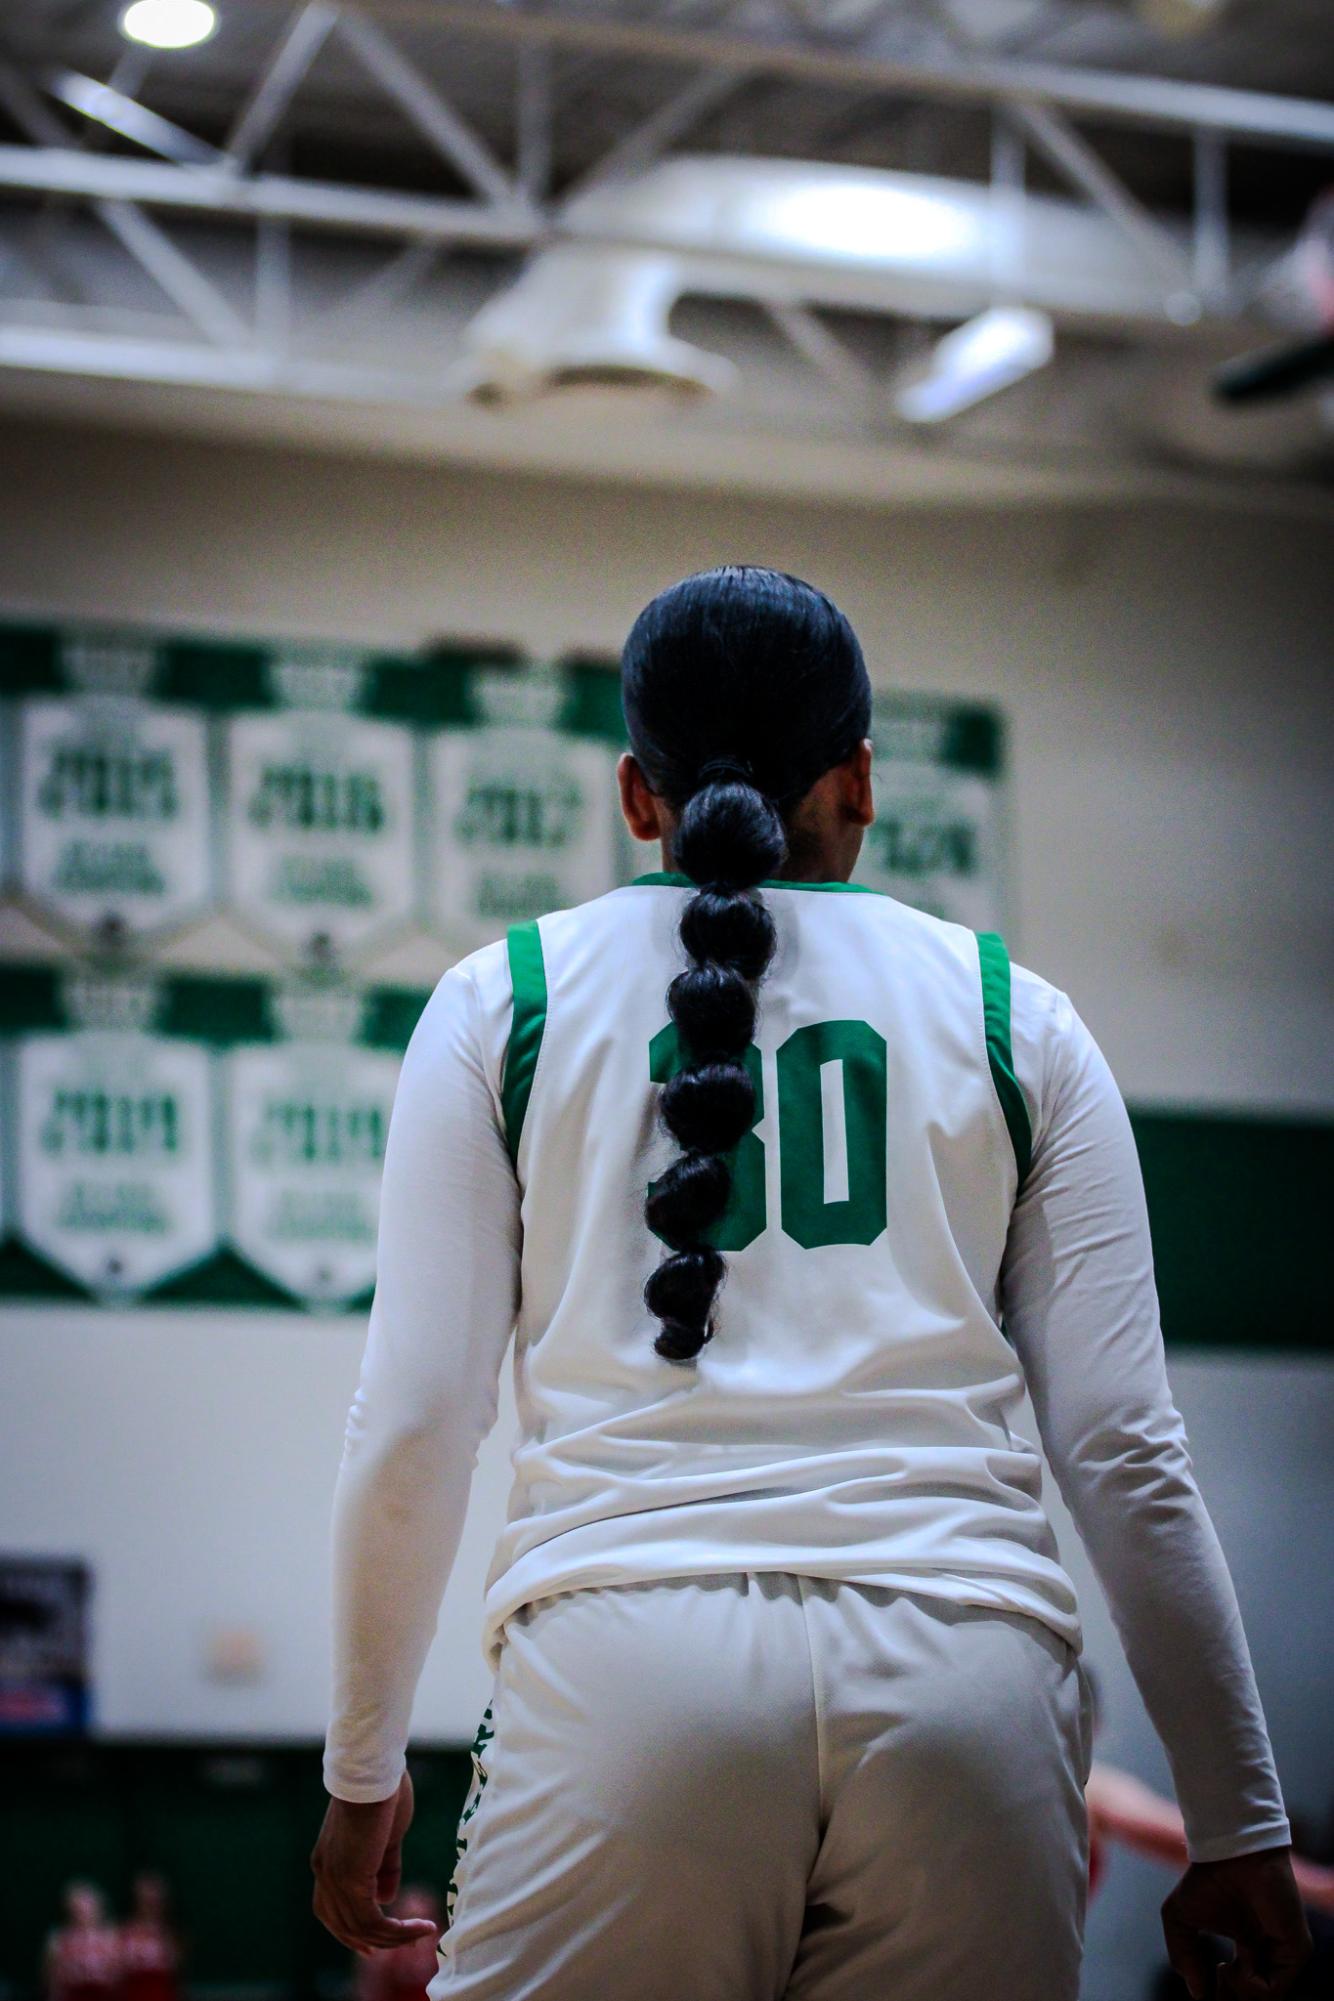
top-left (977, 931), bottom-right (1033, 1187)
top-left (1131, 1110), bottom-right (1331, 1354)
top-left (502, 920), bottom-right (548, 1165)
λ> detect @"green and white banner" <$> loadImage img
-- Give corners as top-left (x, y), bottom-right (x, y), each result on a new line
top-left (859, 696), bottom-right (1007, 928)
top-left (1, 624), bottom-right (630, 963)
top-left (16, 1023), bottom-right (215, 1298)
top-left (0, 619), bottom-right (1013, 1310)
top-left (428, 669), bottom-right (622, 952)
top-left (1, 622), bottom-right (1008, 960)
top-left (0, 965), bottom-right (429, 1309)
top-left (227, 705), bottom-right (418, 958)
top-left (225, 993), bottom-right (401, 1307)
top-left (18, 693), bottom-right (212, 941)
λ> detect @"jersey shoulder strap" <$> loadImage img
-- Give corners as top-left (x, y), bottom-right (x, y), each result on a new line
top-left (501, 919), bottom-right (548, 1165)
top-left (976, 931), bottom-right (1032, 1186)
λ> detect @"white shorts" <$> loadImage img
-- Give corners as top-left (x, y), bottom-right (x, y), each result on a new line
top-left (431, 1572), bottom-right (1095, 2001)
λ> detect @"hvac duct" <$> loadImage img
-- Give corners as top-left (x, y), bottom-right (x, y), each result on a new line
top-left (458, 151), bottom-right (1215, 406)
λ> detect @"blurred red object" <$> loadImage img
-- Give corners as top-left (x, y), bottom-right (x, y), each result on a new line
top-left (354, 1887), bottom-right (441, 2001)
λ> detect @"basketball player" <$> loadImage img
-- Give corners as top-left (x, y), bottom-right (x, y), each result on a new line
top-left (312, 569), bottom-right (1310, 1999)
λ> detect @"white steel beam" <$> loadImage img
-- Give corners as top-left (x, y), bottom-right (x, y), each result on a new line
top-left (314, 237), bottom-right (439, 327)
top-left (515, 42), bottom-right (553, 204)
top-left (47, 71), bottom-right (224, 166)
top-left (335, 9), bottom-right (522, 210)
top-left (0, 320), bottom-right (416, 397)
top-left (254, 213), bottom-right (291, 349)
top-left (1191, 130), bottom-right (1230, 309)
top-left (0, 143), bottom-right (1264, 334)
top-left (361, 1), bottom-right (1334, 151)
top-left (0, 61), bottom-right (247, 343)
top-left (224, 2), bottom-right (339, 168)
top-left (1005, 100), bottom-right (1193, 300)
top-left (765, 300), bottom-right (883, 414)
top-left (567, 64), bottom-right (753, 198)
top-left (98, 200), bottom-right (251, 343)
top-left (0, 147), bottom-right (535, 246)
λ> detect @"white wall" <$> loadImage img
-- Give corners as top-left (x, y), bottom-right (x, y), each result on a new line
top-left (1, 419), bottom-right (1330, 1997)
top-left (0, 421), bottom-right (1330, 1105)
top-left (2, 1312), bottom-right (1328, 2001)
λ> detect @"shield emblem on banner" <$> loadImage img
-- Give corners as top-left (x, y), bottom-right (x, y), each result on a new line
top-left (15, 1031), bottom-right (218, 1297)
top-left (225, 1039), bottom-right (400, 1306)
top-left (226, 708), bottom-right (417, 961)
top-left (17, 696), bottom-right (212, 942)
top-left (427, 725), bottom-right (618, 951)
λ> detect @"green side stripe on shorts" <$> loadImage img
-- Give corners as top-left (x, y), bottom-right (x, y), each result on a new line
top-left (977, 931), bottom-right (1033, 1188)
top-left (502, 921), bottom-right (547, 1166)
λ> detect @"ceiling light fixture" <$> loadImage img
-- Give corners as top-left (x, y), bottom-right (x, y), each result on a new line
top-left (119, 1), bottom-right (218, 51)
top-left (893, 306), bottom-right (1054, 423)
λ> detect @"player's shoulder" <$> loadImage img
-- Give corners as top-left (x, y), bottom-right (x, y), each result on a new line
top-left (1009, 954), bottom-right (1078, 1040)
top-left (426, 888), bottom-right (649, 1029)
top-left (1006, 955), bottom-right (1098, 1128)
top-left (803, 883), bottom-right (989, 976)
top-left (517, 881), bottom-right (667, 967)
top-left (401, 935), bottom-right (512, 1068)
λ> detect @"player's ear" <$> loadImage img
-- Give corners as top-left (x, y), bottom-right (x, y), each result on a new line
top-left (617, 752), bottom-right (665, 843)
top-left (842, 739), bottom-right (875, 829)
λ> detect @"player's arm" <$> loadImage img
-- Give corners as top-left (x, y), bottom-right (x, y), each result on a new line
top-left (313, 963), bottom-right (520, 1955)
top-left (1000, 982), bottom-right (1310, 2000)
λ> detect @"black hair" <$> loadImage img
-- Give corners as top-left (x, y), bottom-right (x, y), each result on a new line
top-left (621, 565), bottom-right (872, 1364)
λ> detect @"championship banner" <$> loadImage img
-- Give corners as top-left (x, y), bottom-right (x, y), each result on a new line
top-left (0, 623), bottom-right (631, 964)
top-left (16, 1013), bottom-right (216, 1299)
top-left (0, 618), bottom-right (1011, 1313)
top-left (0, 965), bottom-right (429, 1309)
top-left (227, 697), bottom-right (418, 959)
top-left (856, 696), bottom-right (1007, 929)
top-left (427, 665), bottom-right (622, 952)
top-left (15, 633), bottom-right (212, 942)
top-left (225, 989), bottom-right (401, 1307)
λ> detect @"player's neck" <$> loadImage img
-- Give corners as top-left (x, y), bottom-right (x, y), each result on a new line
top-left (656, 833), bottom-right (859, 885)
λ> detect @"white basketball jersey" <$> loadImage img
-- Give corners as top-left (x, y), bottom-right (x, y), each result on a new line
top-left (469, 872), bottom-right (1080, 1662)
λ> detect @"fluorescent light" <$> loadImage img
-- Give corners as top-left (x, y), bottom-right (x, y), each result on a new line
top-left (767, 180), bottom-right (980, 267)
top-left (120, 1), bottom-right (218, 50)
top-left (893, 306), bottom-right (1054, 423)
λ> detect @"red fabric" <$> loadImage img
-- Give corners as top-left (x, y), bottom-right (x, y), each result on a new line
top-left (118, 1917), bottom-right (179, 2001)
top-left (358, 1929), bottom-right (438, 2001)
top-left (48, 1925), bottom-right (121, 2001)
top-left (121, 1974), bottom-right (178, 2001)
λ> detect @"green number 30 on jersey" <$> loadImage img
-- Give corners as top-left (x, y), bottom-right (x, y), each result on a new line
top-left (649, 1019), bottom-right (889, 1251)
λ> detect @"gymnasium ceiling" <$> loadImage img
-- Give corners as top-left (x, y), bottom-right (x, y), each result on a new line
top-left (1, 2), bottom-right (1332, 511)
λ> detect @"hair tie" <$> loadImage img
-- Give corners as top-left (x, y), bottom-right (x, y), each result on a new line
top-left (697, 755), bottom-right (754, 788)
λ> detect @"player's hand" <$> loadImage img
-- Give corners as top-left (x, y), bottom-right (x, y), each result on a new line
top-left (311, 1773), bottom-right (439, 1956)
top-left (1162, 1845), bottom-right (1312, 1999)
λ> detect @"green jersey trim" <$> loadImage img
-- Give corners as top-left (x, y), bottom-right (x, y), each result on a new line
top-left (631, 871), bottom-right (886, 895)
top-left (502, 920), bottom-right (548, 1165)
top-left (977, 931), bottom-right (1032, 1187)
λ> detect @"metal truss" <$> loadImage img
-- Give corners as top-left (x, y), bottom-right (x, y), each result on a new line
top-left (0, 1), bottom-right (1331, 433)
